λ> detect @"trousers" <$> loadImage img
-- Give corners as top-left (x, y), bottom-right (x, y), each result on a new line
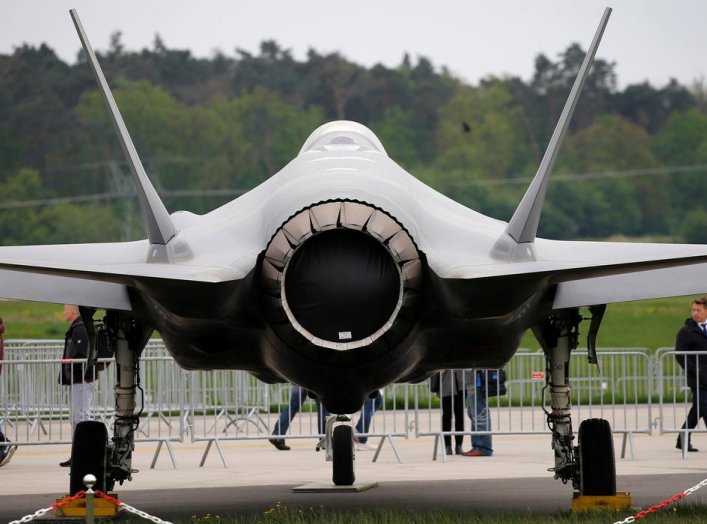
top-left (69, 381), bottom-right (97, 435)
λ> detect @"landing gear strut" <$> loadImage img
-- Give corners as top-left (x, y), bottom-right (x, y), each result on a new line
top-left (535, 308), bottom-right (616, 496)
top-left (69, 310), bottom-right (151, 494)
top-left (106, 312), bottom-right (152, 488)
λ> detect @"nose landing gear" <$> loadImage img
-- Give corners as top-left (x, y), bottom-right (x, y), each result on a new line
top-left (319, 415), bottom-right (356, 486)
top-left (332, 423), bottom-right (355, 486)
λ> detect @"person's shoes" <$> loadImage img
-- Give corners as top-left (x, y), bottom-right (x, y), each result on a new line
top-left (444, 445), bottom-right (453, 455)
top-left (268, 439), bottom-right (290, 451)
top-left (461, 449), bottom-right (488, 457)
top-left (316, 438), bottom-right (327, 451)
top-left (355, 440), bottom-right (376, 451)
top-left (59, 458), bottom-right (72, 467)
top-left (0, 443), bottom-right (15, 467)
top-left (675, 439), bottom-right (698, 452)
top-left (455, 444), bottom-right (464, 455)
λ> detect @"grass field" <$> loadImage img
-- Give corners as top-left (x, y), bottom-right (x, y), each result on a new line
top-left (182, 504), bottom-right (707, 523)
top-left (0, 296), bottom-right (694, 349)
top-left (0, 300), bottom-right (68, 339)
top-left (518, 296), bottom-right (690, 351)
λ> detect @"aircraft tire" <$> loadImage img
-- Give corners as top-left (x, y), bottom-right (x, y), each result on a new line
top-left (578, 418), bottom-right (616, 496)
top-left (332, 424), bottom-right (355, 486)
top-left (70, 420), bottom-right (108, 495)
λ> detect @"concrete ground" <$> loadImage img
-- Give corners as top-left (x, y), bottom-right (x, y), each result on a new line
top-left (1, 431), bottom-right (706, 522)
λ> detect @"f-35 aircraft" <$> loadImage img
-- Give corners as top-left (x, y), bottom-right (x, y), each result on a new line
top-left (1, 7), bottom-right (706, 495)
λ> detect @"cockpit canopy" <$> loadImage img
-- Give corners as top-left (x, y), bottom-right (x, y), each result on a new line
top-left (298, 120), bottom-right (387, 156)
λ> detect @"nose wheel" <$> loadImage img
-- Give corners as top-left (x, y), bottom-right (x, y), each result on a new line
top-left (332, 424), bottom-right (355, 486)
top-left (320, 415), bottom-right (356, 486)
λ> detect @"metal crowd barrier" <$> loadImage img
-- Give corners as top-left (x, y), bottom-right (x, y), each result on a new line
top-left (0, 341), bottom-right (702, 465)
top-left (413, 349), bottom-right (653, 460)
top-left (656, 349), bottom-right (707, 454)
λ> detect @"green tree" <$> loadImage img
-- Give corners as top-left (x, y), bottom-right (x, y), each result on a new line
top-left (679, 209), bottom-right (707, 243)
top-left (75, 79), bottom-right (192, 194)
top-left (615, 80), bottom-right (694, 134)
top-left (0, 169), bottom-right (123, 244)
top-left (434, 82), bottom-right (533, 180)
top-left (303, 50), bottom-right (368, 120)
top-left (370, 107), bottom-right (420, 169)
top-left (546, 115), bottom-right (659, 237)
top-left (654, 109), bottom-right (707, 233)
top-left (530, 43), bottom-right (617, 144)
top-left (231, 41), bottom-right (304, 103)
top-left (654, 108), bottom-right (707, 165)
top-left (194, 88), bottom-right (324, 188)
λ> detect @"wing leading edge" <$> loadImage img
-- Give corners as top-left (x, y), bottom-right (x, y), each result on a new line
top-left (0, 268), bottom-right (130, 310)
top-left (445, 239), bottom-right (707, 308)
top-left (554, 264), bottom-right (707, 308)
top-left (0, 240), bottom-right (245, 310)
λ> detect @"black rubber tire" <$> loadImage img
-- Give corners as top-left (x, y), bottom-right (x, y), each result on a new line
top-left (332, 425), bottom-right (355, 486)
top-left (70, 421), bottom-right (108, 495)
top-left (578, 418), bottom-right (616, 496)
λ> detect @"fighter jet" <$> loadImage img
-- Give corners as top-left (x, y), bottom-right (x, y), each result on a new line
top-left (1, 7), bottom-right (705, 495)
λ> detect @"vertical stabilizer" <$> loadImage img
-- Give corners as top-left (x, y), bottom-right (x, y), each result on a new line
top-left (494, 7), bottom-right (612, 259)
top-left (70, 9), bottom-right (176, 246)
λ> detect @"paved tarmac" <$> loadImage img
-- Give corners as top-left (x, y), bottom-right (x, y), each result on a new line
top-left (1, 432), bottom-right (706, 522)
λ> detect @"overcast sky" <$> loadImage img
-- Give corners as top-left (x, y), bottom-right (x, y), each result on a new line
top-left (2, 0), bottom-right (706, 89)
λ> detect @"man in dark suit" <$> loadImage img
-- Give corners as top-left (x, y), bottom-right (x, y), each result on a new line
top-left (675, 296), bottom-right (707, 452)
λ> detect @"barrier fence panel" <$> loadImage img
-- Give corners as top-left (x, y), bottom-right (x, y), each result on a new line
top-left (188, 369), bottom-right (272, 442)
top-left (412, 349), bottom-right (653, 452)
top-left (1, 357), bottom-right (114, 446)
top-left (134, 356), bottom-right (187, 445)
top-left (0, 342), bottom-right (184, 450)
top-left (0, 341), bottom-right (680, 464)
top-left (657, 350), bottom-right (707, 442)
top-left (186, 378), bottom-right (410, 449)
top-left (570, 350), bottom-right (653, 435)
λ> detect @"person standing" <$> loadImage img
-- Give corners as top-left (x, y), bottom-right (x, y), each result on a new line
top-left (431, 370), bottom-right (467, 455)
top-left (59, 305), bottom-right (98, 467)
top-left (269, 384), bottom-right (305, 450)
top-left (675, 296), bottom-right (707, 452)
top-left (269, 384), bottom-right (328, 450)
top-left (462, 369), bottom-right (504, 457)
top-left (0, 315), bottom-right (18, 467)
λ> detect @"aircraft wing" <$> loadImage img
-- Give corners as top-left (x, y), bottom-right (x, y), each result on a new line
top-left (0, 240), bottom-right (245, 310)
top-left (553, 264), bottom-right (707, 308)
top-left (442, 238), bottom-right (707, 307)
top-left (0, 269), bottom-right (131, 310)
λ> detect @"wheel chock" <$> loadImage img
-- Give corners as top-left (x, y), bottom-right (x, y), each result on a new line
top-left (572, 491), bottom-right (632, 512)
top-left (55, 493), bottom-right (120, 518)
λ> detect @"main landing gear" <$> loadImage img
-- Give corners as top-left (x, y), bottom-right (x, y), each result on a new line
top-left (69, 310), bottom-right (151, 495)
top-left (535, 308), bottom-right (617, 498)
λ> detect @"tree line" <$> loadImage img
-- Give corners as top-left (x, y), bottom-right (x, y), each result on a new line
top-left (1, 35), bottom-right (706, 245)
